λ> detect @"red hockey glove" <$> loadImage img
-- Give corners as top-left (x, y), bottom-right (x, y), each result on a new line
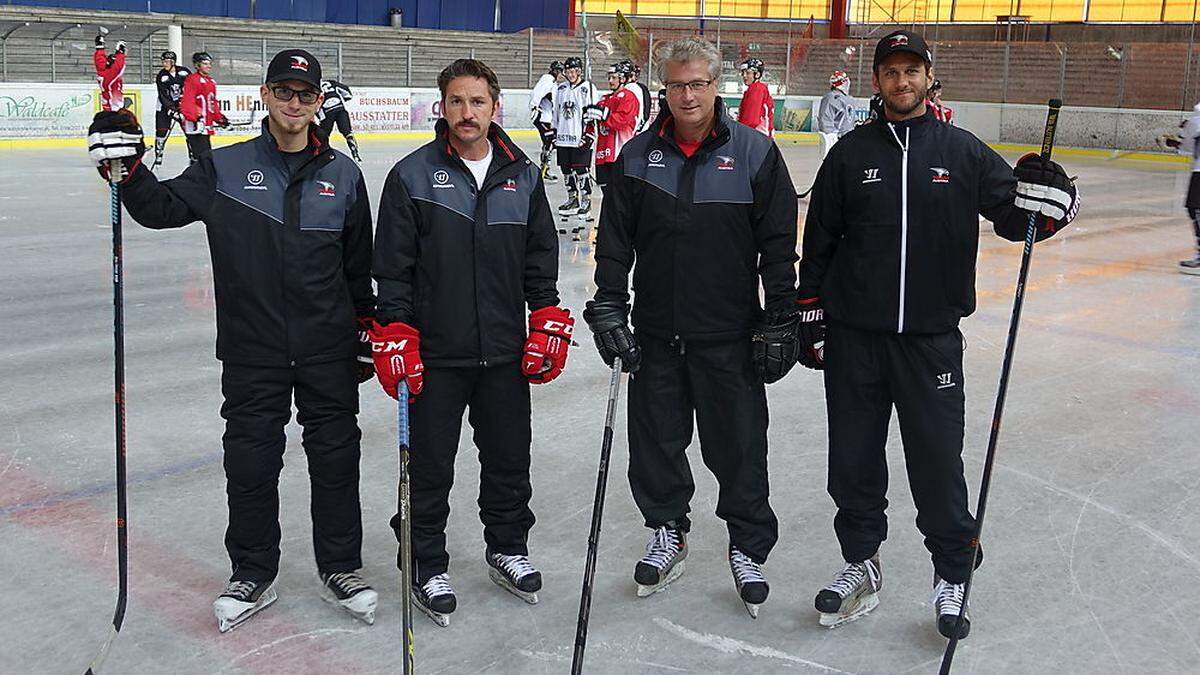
top-left (522, 306), bottom-right (574, 384)
top-left (213, 113), bottom-right (230, 129)
top-left (355, 316), bottom-right (375, 384)
top-left (368, 321), bottom-right (424, 398)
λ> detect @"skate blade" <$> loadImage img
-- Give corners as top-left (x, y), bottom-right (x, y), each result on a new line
top-left (743, 601), bottom-right (760, 619)
top-left (413, 590), bottom-right (451, 628)
top-left (320, 586), bottom-right (378, 625)
top-left (818, 592), bottom-right (879, 628)
top-left (214, 586), bottom-right (278, 633)
top-left (1181, 266), bottom-right (1200, 276)
top-left (636, 560), bottom-right (686, 598)
top-left (487, 568), bottom-right (540, 605)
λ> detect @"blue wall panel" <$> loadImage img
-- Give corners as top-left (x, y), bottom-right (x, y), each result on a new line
top-left (6, 0), bottom-right (568, 29)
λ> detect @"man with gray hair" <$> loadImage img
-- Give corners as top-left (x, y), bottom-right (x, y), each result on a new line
top-left (583, 37), bottom-right (799, 618)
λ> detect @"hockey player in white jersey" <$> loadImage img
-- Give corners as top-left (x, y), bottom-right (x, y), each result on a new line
top-left (1165, 102), bottom-right (1200, 274)
top-left (553, 56), bottom-right (597, 219)
top-left (530, 60), bottom-right (564, 183)
top-left (817, 71), bottom-right (855, 160)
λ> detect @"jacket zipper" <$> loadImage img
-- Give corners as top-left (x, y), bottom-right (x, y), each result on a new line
top-left (887, 123), bottom-right (910, 334)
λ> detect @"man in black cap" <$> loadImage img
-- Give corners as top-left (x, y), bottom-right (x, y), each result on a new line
top-left (799, 29), bottom-right (1078, 638)
top-left (85, 49), bottom-right (378, 632)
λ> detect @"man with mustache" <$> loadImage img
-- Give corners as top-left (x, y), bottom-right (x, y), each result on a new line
top-left (370, 58), bottom-right (569, 627)
top-left (798, 30), bottom-right (1079, 638)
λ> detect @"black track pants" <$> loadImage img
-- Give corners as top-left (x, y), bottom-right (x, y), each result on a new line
top-left (823, 322), bottom-right (980, 583)
top-left (390, 362), bottom-right (534, 584)
top-left (627, 334), bottom-right (778, 563)
top-left (220, 360), bottom-right (363, 582)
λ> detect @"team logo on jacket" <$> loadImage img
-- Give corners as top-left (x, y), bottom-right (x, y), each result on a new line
top-left (930, 167), bottom-right (950, 183)
top-left (317, 180), bottom-right (336, 197)
top-left (432, 170), bottom-right (454, 189)
top-left (502, 178), bottom-right (518, 192)
top-left (244, 170), bottom-right (267, 191)
top-left (716, 155), bottom-right (736, 171)
top-left (648, 149), bottom-right (665, 167)
top-left (291, 56), bottom-right (309, 72)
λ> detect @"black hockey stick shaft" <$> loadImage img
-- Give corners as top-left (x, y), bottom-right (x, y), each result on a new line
top-left (571, 358), bottom-right (623, 675)
top-left (939, 98), bottom-right (1062, 674)
top-left (398, 381), bottom-right (414, 675)
top-left (85, 162), bottom-right (129, 675)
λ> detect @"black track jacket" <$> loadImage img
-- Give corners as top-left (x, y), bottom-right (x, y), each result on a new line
top-left (119, 121), bottom-right (374, 366)
top-left (593, 99), bottom-right (798, 341)
top-left (373, 119), bottom-right (559, 368)
top-left (800, 110), bottom-right (1031, 335)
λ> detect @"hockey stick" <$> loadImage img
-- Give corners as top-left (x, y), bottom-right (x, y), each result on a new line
top-left (571, 357), bottom-right (623, 675)
top-left (397, 381), bottom-right (414, 675)
top-left (938, 98), bottom-right (1062, 675)
top-left (84, 160), bottom-right (130, 675)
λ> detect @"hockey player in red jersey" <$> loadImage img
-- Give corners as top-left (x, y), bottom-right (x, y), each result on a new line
top-left (928, 79), bottom-right (954, 124)
top-left (93, 33), bottom-right (126, 112)
top-left (585, 61), bottom-right (641, 197)
top-left (737, 58), bottom-right (774, 137)
top-left (180, 52), bottom-right (228, 163)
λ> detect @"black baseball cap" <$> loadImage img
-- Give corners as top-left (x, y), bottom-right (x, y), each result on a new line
top-left (873, 30), bottom-right (932, 70)
top-left (265, 49), bottom-right (321, 90)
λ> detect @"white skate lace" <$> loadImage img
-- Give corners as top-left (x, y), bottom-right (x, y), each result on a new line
top-left (826, 559), bottom-right (880, 599)
top-left (223, 580), bottom-right (257, 601)
top-left (491, 553), bottom-right (538, 581)
top-left (729, 548), bottom-right (766, 584)
top-left (326, 571), bottom-right (369, 596)
top-left (933, 579), bottom-right (965, 615)
top-left (422, 573), bottom-right (454, 599)
top-left (640, 526), bottom-right (681, 570)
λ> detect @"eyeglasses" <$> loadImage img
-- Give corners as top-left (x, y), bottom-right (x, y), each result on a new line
top-left (664, 79), bottom-right (714, 95)
top-left (271, 86), bottom-right (319, 104)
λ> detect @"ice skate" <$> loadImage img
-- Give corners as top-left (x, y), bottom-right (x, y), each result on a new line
top-left (213, 579), bottom-right (277, 633)
top-left (815, 554), bottom-right (881, 628)
top-left (486, 552), bottom-right (542, 605)
top-left (634, 526), bottom-right (687, 597)
top-left (933, 575), bottom-right (970, 639)
top-left (557, 194), bottom-right (579, 216)
top-left (319, 570), bottom-right (378, 625)
top-left (413, 573), bottom-right (456, 627)
top-left (728, 546), bottom-right (769, 619)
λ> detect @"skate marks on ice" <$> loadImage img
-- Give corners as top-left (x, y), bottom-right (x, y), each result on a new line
top-left (214, 627), bottom-right (365, 674)
top-left (652, 617), bottom-right (857, 673)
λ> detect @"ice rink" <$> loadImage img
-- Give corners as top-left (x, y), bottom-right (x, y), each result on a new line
top-left (2, 132), bottom-right (1198, 674)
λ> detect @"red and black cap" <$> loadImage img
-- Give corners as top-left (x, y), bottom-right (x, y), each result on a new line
top-left (265, 49), bottom-right (321, 90)
top-left (873, 30), bottom-right (932, 70)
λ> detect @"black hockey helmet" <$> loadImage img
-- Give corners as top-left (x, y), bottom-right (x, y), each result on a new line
top-left (564, 56), bottom-right (583, 70)
top-left (192, 51), bottom-right (212, 65)
top-left (549, 60), bottom-right (564, 75)
top-left (613, 60), bottom-right (635, 80)
top-left (161, 50), bottom-right (177, 61)
top-left (739, 58), bottom-right (765, 77)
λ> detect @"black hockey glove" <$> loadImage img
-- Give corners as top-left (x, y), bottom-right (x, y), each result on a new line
top-left (355, 316), bottom-right (375, 384)
top-left (583, 299), bottom-right (641, 373)
top-left (795, 297), bottom-right (826, 371)
top-left (88, 110), bottom-right (145, 183)
top-left (1014, 153), bottom-right (1079, 241)
top-left (752, 307), bottom-right (801, 384)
